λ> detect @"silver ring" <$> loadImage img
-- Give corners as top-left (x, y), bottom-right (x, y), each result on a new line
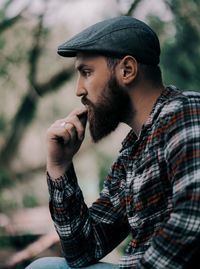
top-left (60, 122), bottom-right (67, 127)
top-left (61, 122), bottom-right (74, 129)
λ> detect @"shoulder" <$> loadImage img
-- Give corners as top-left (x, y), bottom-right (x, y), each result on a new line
top-left (159, 87), bottom-right (200, 122)
top-left (150, 86), bottom-right (200, 143)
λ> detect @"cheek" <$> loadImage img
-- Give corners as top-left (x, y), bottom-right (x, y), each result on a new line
top-left (87, 77), bottom-right (108, 102)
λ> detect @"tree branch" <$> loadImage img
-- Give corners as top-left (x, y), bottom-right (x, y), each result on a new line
top-left (0, 0), bottom-right (28, 33)
top-left (0, 67), bottom-right (73, 168)
top-left (36, 67), bottom-right (74, 96)
top-left (125, 0), bottom-right (143, 16)
top-left (5, 232), bottom-right (59, 269)
top-left (0, 15), bottom-right (21, 33)
top-left (28, 14), bottom-right (45, 89)
top-left (0, 2), bottom-right (75, 168)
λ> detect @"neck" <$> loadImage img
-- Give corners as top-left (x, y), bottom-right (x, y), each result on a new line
top-left (128, 83), bottom-right (165, 136)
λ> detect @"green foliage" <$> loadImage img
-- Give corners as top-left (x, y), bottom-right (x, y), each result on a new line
top-left (0, 169), bottom-right (17, 212)
top-left (0, 35), bottom-right (8, 77)
top-left (0, 194), bottom-right (18, 212)
top-left (97, 152), bottom-right (113, 191)
top-left (0, 116), bottom-right (6, 132)
top-left (118, 234), bottom-right (132, 254)
top-left (0, 234), bottom-right (40, 269)
top-left (23, 194), bottom-right (38, 208)
top-left (161, 0), bottom-right (200, 90)
top-left (0, 168), bottom-right (13, 189)
top-left (0, 36), bottom-right (5, 49)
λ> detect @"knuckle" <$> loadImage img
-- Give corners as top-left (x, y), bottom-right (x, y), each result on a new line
top-left (55, 119), bottom-right (61, 124)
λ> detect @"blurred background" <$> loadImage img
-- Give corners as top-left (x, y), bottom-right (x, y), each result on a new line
top-left (0, 0), bottom-right (200, 268)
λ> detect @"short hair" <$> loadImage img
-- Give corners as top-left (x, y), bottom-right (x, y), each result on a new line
top-left (105, 56), bottom-right (162, 86)
top-left (138, 64), bottom-right (162, 86)
top-left (105, 56), bottom-right (121, 71)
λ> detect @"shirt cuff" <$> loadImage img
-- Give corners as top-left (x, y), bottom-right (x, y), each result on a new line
top-left (47, 163), bottom-right (78, 196)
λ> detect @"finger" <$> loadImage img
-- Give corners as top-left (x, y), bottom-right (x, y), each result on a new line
top-left (69, 106), bottom-right (88, 118)
top-left (78, 111), bottom-right (88, 127)
top-left (62, 115), bottom-right (87, 140)
top-left (55, 110), bottom-right (87, 130)
top-left (50, 107), bottom-right (88, 141)
top-left (47, 125), bottom-right (71, 145)
top-left (61, 122), bottom-right (77, 141)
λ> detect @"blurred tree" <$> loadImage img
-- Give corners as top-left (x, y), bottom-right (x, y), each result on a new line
top-left (0, 0), bottom-right (198, 212)
top-left (97, 151), bottom-right (114, 192)
top-left (0, 0), bottom-right (25, 33)
top-left (0, 0), bottom-right (74, 175)
top-left (126, 0), bottom-right (143, 16)
top-left (124, 0), bottom-right (200, 90)
top-left (0, 0), bottom-right (76, 216)
top-left (161, 0), bottom-right (200, 90)
top-left (0, 0), bottom-right (199, 264)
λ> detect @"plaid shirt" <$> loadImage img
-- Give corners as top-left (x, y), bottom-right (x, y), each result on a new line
top-left (47, 86), bottom-right (200, 269)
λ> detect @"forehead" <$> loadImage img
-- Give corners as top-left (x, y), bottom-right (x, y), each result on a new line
top-left (75, 53), bottom-right (107, 69)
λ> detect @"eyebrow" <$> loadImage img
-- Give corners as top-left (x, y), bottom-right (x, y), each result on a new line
top-left (76, 63), bottom-right (88, 72)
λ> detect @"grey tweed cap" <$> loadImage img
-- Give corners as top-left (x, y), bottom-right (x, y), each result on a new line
top-left (57, 16), bottom-right (160, 65)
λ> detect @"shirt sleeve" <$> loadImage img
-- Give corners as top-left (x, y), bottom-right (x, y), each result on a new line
top-left (47, 163), bottom-right (129, 268)
top-left (137, 98), bottom-right (200, 268)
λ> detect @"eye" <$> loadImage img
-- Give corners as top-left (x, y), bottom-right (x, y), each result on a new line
top-left (81, 69), bottom-right (92, 78)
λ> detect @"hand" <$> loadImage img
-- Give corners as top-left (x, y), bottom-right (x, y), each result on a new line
top-left (46, 107), bottom-right (88, 179)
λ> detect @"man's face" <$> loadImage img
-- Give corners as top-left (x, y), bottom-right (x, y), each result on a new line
top-left (75, 54), bottom-right (132, 142)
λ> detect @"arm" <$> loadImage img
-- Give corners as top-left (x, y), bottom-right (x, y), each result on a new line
top-left (46, 107), bottom-right (129, 267)
top-left (137, 98), bottom-right (200, 268)
top-left (47, 163), bottom-right (129, 267)
top-left (46, 107), bottom-right (88, 179)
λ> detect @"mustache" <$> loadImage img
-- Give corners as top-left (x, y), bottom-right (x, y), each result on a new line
top-left (81, 96), bottom-right (93, 106)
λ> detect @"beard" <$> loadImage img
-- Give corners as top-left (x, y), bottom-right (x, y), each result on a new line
top-left (82, 75), bottom-right (133, 143)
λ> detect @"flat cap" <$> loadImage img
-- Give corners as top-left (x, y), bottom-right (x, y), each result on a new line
top-left (57, 16), bottom-right (160, 65)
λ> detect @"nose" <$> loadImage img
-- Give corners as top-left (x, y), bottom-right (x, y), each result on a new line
top-left (76, 77), bottom-right (87, 97)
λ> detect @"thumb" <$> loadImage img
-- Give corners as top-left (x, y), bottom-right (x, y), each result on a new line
top-left (78, 111), bottom-right (88, 128)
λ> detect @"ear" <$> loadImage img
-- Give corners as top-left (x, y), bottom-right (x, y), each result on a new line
top-left (117, 56), bottom-right (138, 85)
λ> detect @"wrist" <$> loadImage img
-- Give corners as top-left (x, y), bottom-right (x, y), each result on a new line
top-left (47, 160), bottom-right (72, 179)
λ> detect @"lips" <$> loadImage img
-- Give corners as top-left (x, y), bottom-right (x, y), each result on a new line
top-left (81, 97), bottom-right (87, 105)
top-left (81, 97), bottom-right (92, 107)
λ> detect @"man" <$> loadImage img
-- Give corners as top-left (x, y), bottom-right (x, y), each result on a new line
top-left (27, 16), bottom-right (200, 269)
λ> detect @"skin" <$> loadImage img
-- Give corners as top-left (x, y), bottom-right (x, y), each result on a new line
top-left (46, 53), bottom-right (164, 179)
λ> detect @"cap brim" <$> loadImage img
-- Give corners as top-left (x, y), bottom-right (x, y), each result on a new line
top-left (57, 49), bottom-right (77, 57)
